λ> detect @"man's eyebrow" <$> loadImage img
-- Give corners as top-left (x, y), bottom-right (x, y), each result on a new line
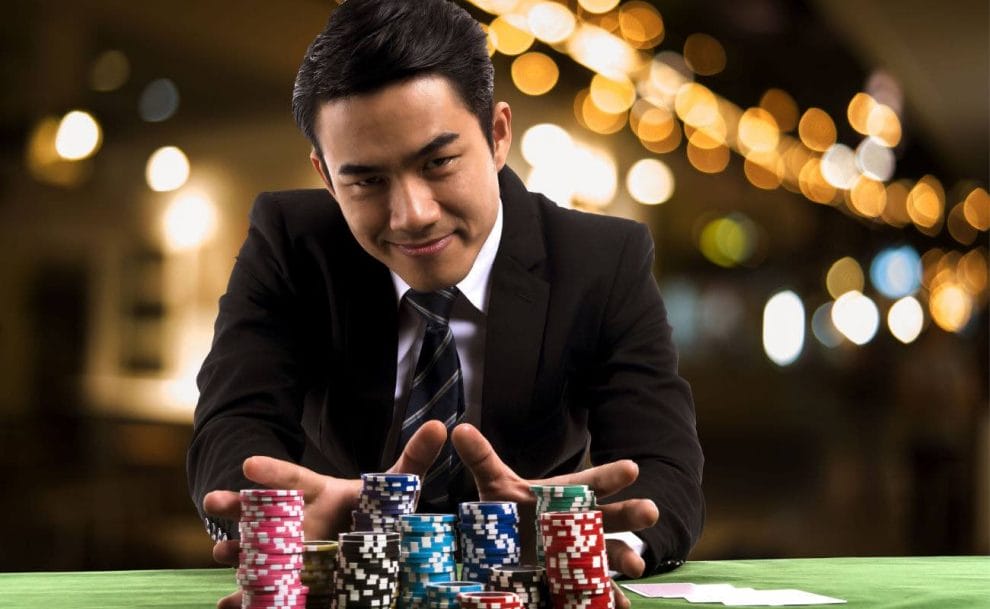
top-left (336, 132), bottom-right (461, 176)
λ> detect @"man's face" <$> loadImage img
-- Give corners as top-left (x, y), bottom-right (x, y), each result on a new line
top-left (310, 75), bottom-right (512, 292)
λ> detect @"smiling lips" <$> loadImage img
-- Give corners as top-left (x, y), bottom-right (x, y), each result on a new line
top-left (393, 234), bottom-right (454, 257)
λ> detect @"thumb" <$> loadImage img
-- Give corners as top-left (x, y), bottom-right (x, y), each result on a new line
top-left (390, 419), bottom-right (448, 476)
top-left (450, 423), bottom-right (518, 492)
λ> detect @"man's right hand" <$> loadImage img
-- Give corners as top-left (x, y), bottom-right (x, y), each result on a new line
top-left (203, 420), bottom-right (448, 609)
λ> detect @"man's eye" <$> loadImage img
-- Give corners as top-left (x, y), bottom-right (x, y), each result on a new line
top-left (354, 176), bottom-right (385, 188)
top-left (426, 156), bottom-right (455, 171)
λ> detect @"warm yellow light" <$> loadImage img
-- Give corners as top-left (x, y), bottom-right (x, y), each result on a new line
top-left (490, 15), bottom-right (534, 55)
top-left (906, 175), bottom-right (944, 229)
top-left (589, 74), bottom-right (637, 114)
top-left (526, 164), bottom-right (575, 208)
top-left (848, 176), bottom-right (886, 218)
top-left (626, 158), bottom-right (675, 205)
top-left (511, 52), bottom-right (559, 96)
top-left (146, 146), bottom-right (190, 192)
top-left (798, 158), bottom-right (838, 205)
top-left (963, 187), bottom-right (990, 230)
top-left (826, 256), bottom-right (865, 299)
top-left (470, 0), bottom-right (520, 14)
top-left (929, 282), bottom-right (973, 333)
top-left (759, 88), bottom-right (799, 133)
top-left (881, 180), bottom-right (912, 227)
top-left (686, 141), bottom-right (729, 174)
top-left (798, 108), bottom-right (837, 152)
top-left (847, 92), bottom-right (877, 135)
top-left (89, 50), bottom-right (130, 92)
top-left (866, 103), bottom-right (901, 147)
top-left (743, 155), bottom-right (783, 190)
top-left (576, 89), bottom-right (627, 134)
top-left (640, 121), bottom-right (682, 154)
top-left (521, 123), bottom-right (573, 167)
top-left (578, 0), bottom-right (620, 14)
top-left (683, 33), bottom-right (726, 76)
top-left (820, 144), bottom-right (859, 190)
top-left (887, 297), bottom-right (924, 344)
top-left (685, 118), bottom-right (727, 149)
top-left (163, 191), bottom-right (218, 252)
top-left (55, 110), bottom-right (102, 160)
top-left (572, 146), bottom-right (618, 208)
top-left (699, 215), bottom-right (756, 267)
top-left (566, 23), bottom-right (643, 80)
top-left (527, 1), bottom-right (576, 43)
top-left (738, 107), bottom-right (780, 154)
top-left (630, 100), bottom-right (675, 142)
top-left (26, 116), bottom-right (90, 187)
top-left (959, 248), bottom-right (988, 295)
top-left (674, 82), bottom-right (719, 128)
top-left (947, 202), bottom-right (978, 245)
top-left (618, 1), bottom-right (664, 49)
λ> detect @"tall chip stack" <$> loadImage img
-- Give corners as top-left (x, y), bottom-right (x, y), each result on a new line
top-left (487, 565), bottom-right (551, 609)
top-left (335, 531), bottom-right (402, 609)
top-left (539, 511), bottom-right (613, 609)
top-left (424, 581), bottom-right (484, 609)
top-left (529, 485), bottom-right (596, 566)
top-left (301, 540), bottom-right (338, 609)
top-left (237, 489), bottom-right (308, 609)
top-left (457, 502), bottom-right (521, 584)
top-left (353, 473), bottom-right (421, 532)
top-left (398, 513), bottom-right (458, 609)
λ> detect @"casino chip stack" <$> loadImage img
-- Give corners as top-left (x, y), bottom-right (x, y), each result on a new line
top-left (238, 489), bottom-right (308, 609)
top-left (458, 591), bottom-right (523, 609)
top-left (335, 531), bottom-right (401, 609)
top-left (539, 511), bottom-right (613, 609)
top-left (399, 514), bottom-right (458, 609)
top-left (457, 502), bottom-right (521, 585)
top-left (353, 473), bottom-right (421, 533)
top-left (301, 540), bottom-right (337, 609)
top-left (487, 566), bottom-right (550, 609)
top-left (529, 486), bottom-right (596, 567)
top-left (425, 582), bottom-right (484, 609)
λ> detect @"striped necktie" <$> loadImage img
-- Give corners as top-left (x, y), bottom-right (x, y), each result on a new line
top-left (400, 287), bottom-right (465, 508)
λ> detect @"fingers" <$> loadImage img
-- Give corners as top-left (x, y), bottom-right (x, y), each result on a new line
top-left (612, 580), bottom-right (631, 609)
top-left (217, 589), bottom-right (242, 609)
top-left (212, 539), bottom-right (240, 566)
top-left (390, 419), bottom-right (447, 476)
top-left (606, 538), bottom-right (646, 578)
top-left (242, 456), bottom-right (328, 501)
top-left (450, 423), bottom-right (518, 491)
top-left (598, 498), bottom-right (659, 533)
top-left (203, 490), bottom-right (241, 521)
top-left (541, 460), bottom-right (639, 499)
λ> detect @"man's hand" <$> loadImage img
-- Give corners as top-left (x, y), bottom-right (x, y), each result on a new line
top-left (203, 420), bottom-right (448, 609)
top-left (451, 423), bottom-right (658, 609)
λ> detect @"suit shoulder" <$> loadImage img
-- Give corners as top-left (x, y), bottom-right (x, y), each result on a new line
top-left (249, 189), bottom-right (346, 237)
top-left (535, 196), bottom-right (650, 251)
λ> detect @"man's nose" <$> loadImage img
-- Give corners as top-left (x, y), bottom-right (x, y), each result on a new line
top-left (390, 177), bottom-right (441, 233)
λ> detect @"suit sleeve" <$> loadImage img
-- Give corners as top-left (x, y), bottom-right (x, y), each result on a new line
top-left (583, 222), bottom-right (704, 572)
top-left (186, 193), bottom-right (313, 539)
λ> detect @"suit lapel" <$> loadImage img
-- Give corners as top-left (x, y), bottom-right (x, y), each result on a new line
top-left (481, 168), bottom-right (550, 453)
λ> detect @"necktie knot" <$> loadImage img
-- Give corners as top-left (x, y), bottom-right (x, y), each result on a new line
top-left (406, 287), bottom-right (458, 325)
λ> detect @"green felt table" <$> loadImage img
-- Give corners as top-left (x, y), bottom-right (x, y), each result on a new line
top-left (0, 557), bottom-right (985, 608)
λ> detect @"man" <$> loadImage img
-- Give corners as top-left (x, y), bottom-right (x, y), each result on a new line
top-left (187, 1), bottom-right (704, 607)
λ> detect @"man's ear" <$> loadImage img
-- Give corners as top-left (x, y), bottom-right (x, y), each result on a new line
top-left (491, 101), bottom-right (512, 171)
top-left (309, 149), bottom-right (336, 196)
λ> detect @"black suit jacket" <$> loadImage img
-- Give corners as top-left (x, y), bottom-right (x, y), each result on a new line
top-left (187, 167), bottom-right (704, 571)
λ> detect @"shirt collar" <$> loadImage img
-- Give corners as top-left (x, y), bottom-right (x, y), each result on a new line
top-left (391, 199), bottom-right (503, 314)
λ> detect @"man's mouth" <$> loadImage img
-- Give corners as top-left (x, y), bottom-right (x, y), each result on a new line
top-left (393, 234), bottom-right (454, 257)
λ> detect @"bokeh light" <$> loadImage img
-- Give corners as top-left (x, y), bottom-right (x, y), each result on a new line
top-left (511, 52), bottom-right (559, 95)
top-left (798, 108), bottom-right (837, 152)
top-left (826, 256), bottom-right (864, 299)
top-left (699, 213), bottom-right (758, 267)
top-left (887, 296), bottom-right (924, 344)
top-left (963, 187), bottom-right (990, 230)
top-left (572, 146), bottom-right (617, 207)
top-left (821, 143), bottom-right (859, 189)
top-left (947, 202), bottom-right (978, 245)
top-left (831, 291), bottom-right (880, 346)
top-left (929, 282), bottom-right (973, 333)
top-left (521, 123), bottom-right (573, 167)
top-left (812, 302), bottom-right (844, 348)
top-left (567, 23), bottom-right (642, 79)
top-left (759, 88), bottom-right (799, 133)
top-left (626, 158), bottom-right (674, 205)
top-left (89, 50), bottom-right (130, 92)
top-left (139, 78), bottom-right (181, 122)
top-left (630, 100), bottom-right (676, 142)
top-left (847, 92), bottom-right (877, 136)
top-left (882, 180), bottom-right (912, 226)
top-left (490, 15), bottom-right (535, 55)
top-left (54, 110), bottom-right (103, 160)
top-left (617, 1), bottom-right (664, 49)
top-left (146, 146), bottom-right (190, 192)
top-left (848, 176), bottom-right (886, 218)
top-left (163, 191), bottom-right (218, 252)
top-left (763, 290), bottom-right (805, 366)
top-left (906, 175), bottom-right (945, 230)
top-left (798, 158), bottom-right (838, 205)
top-left (683, 33), bottom-right (726, 76)
top-left (870, 245), bottom-right (922, 299)
top-left (855, 137), bottom-right (895, 182)
top-left (737, 107), bottom-right (780, 154)
top-left (589, 74), bottom-right (637, 113)
top-left (866, 103), bottom-right (902, 148)
top-left (578, 0), bottom-right (620, 14)
top-left (675, 83), bottom-right (719, 128)
top-left (575, 88), bottom-right (627, 134)
top-left (527, 2), bottom-right (576, 43)
top-left (686, 141), bottom-right (730, 173)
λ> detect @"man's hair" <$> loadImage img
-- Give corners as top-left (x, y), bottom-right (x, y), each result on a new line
top-left (292, 0), bottom-right (495, 160)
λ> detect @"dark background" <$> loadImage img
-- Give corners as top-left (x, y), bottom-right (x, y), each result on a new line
top-left (0, 0), bottom-right (986, 570)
